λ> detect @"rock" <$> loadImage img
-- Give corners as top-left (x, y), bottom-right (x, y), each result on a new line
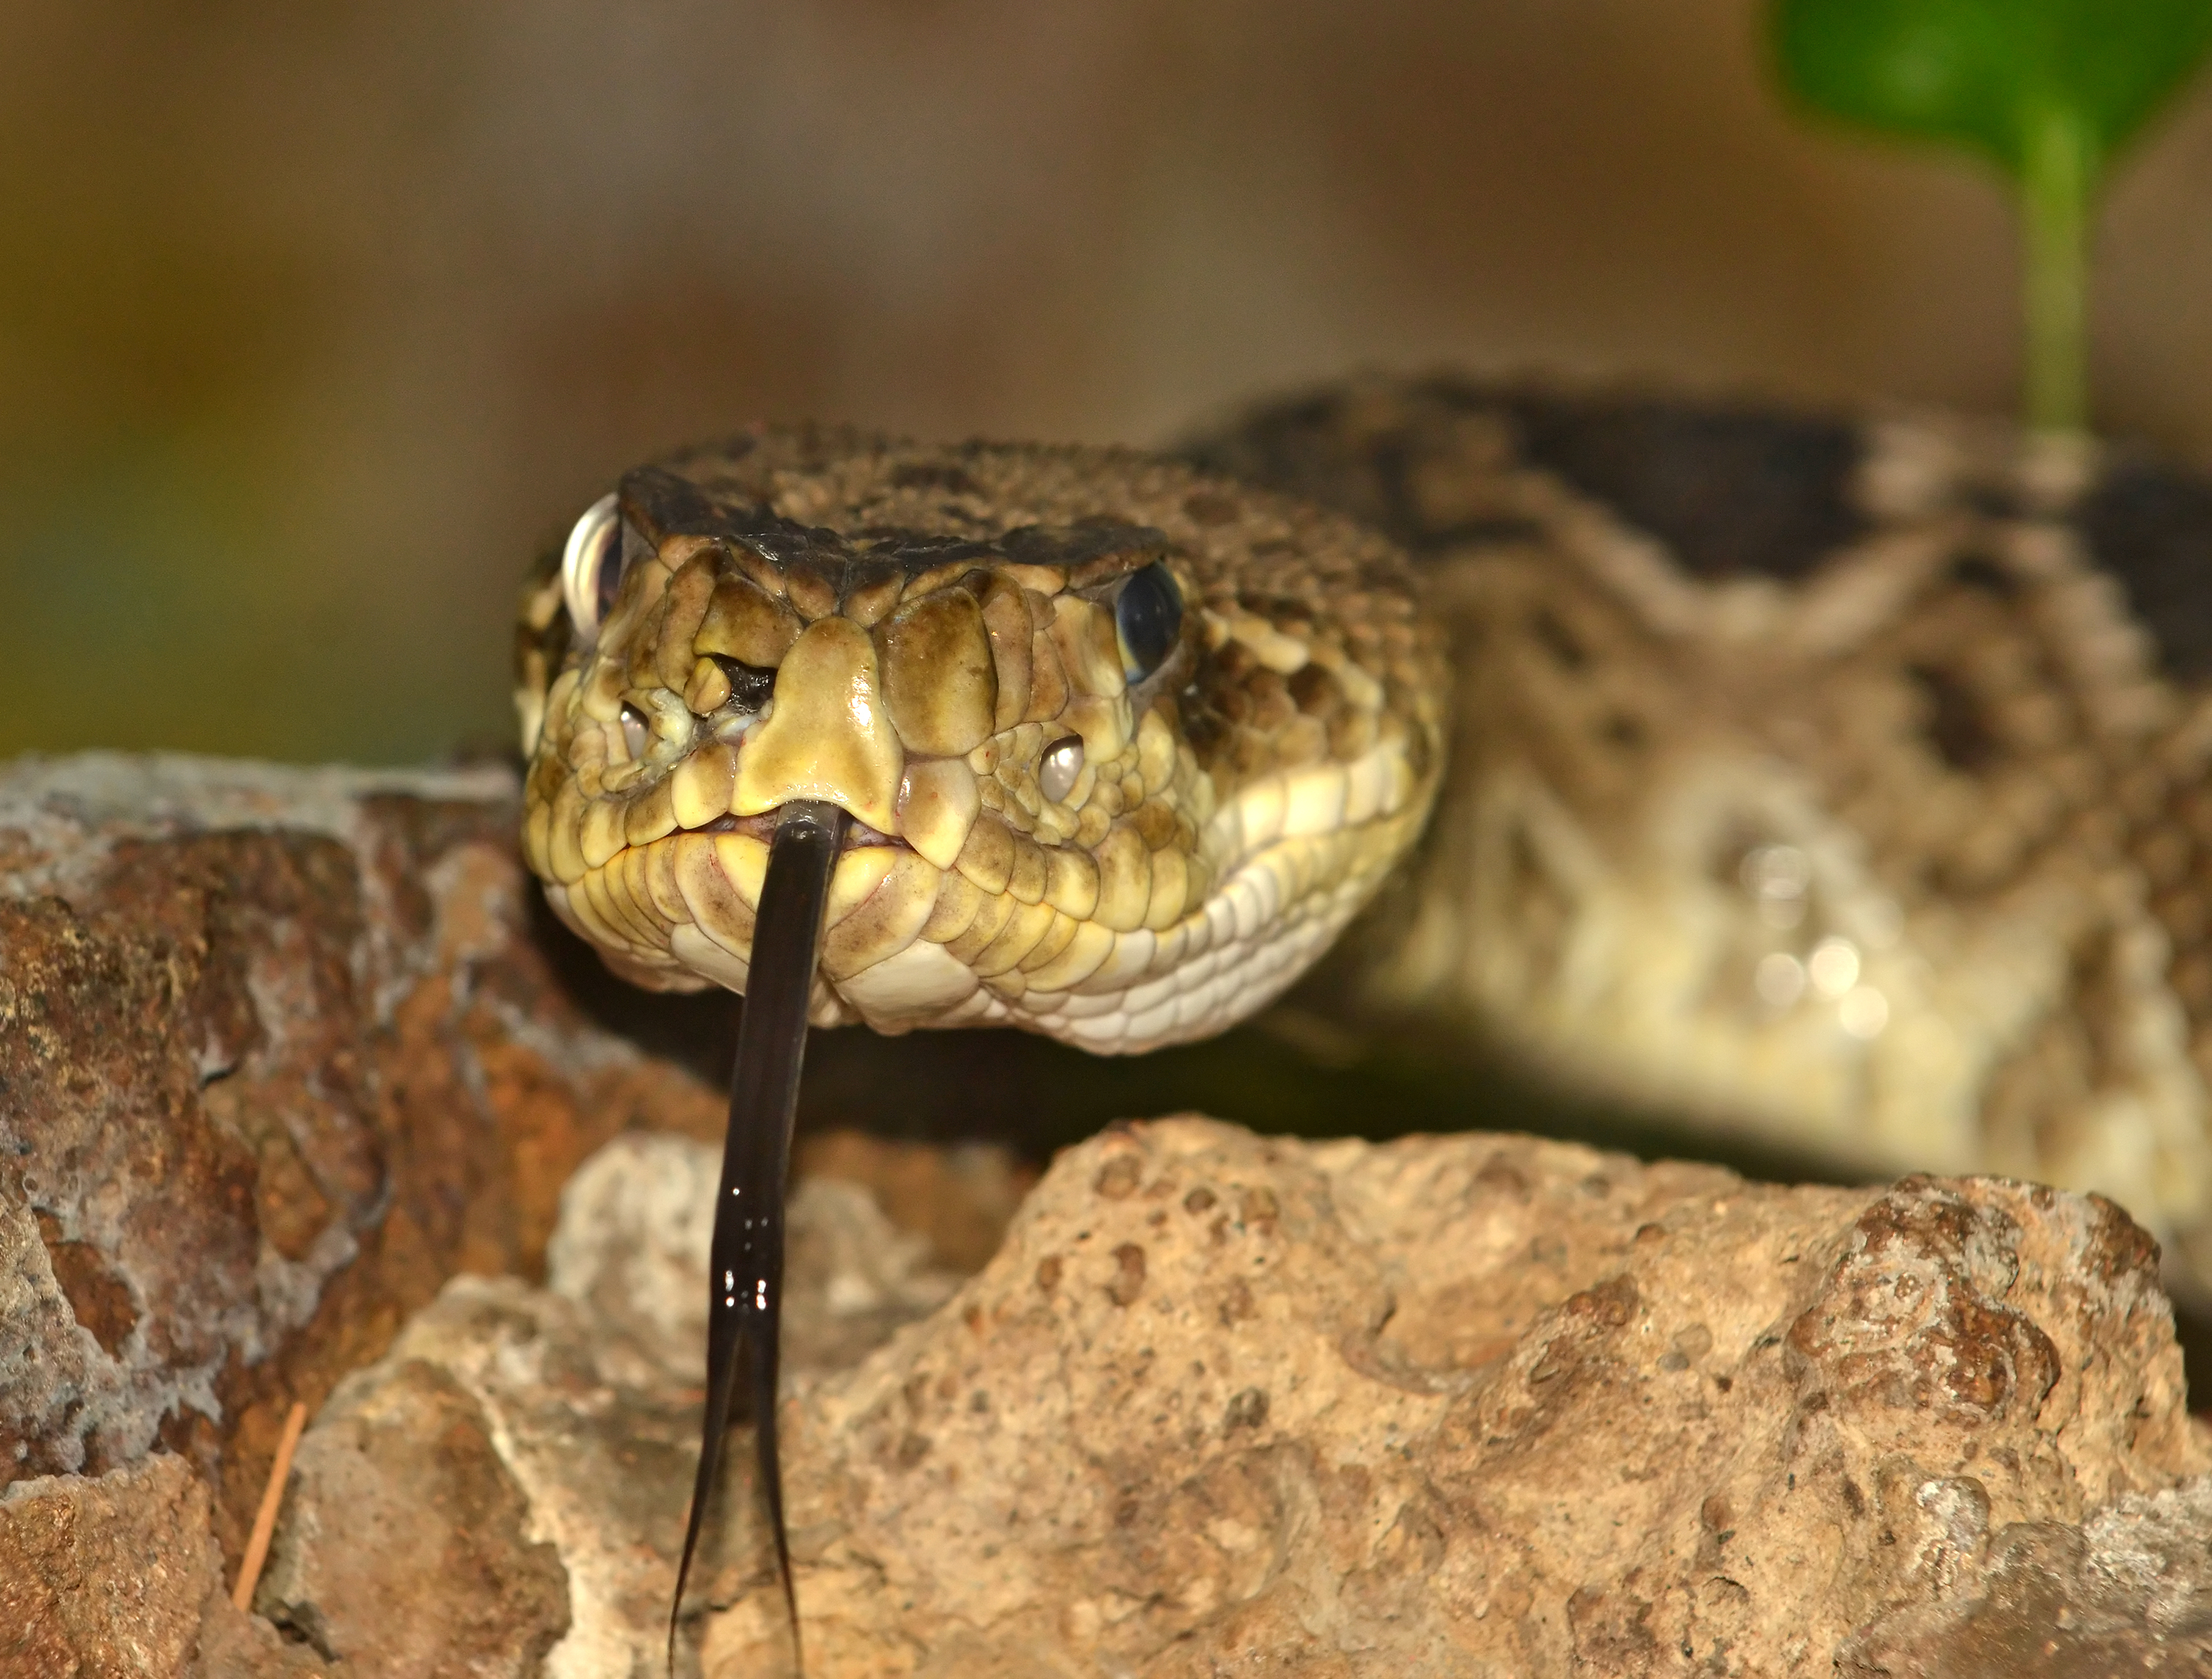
top-left (0, 1455), bottom-right (222, 1678)
top-left (255, 1356), bottom-right (572, 1675)
top-left (264, 1121), bottom-right (2212, 1675)
top-left (0, 753), bottom-right (1037, 1576)
top-left (0, 753), bottom-right (731, 1558)
top-left (0, 1453), bottom-right (321, 1678)
top-left (1838, 1477), bottom-right (2212, 1675)
top-left (257, 1133), bottom-right (967, 1677)
top-left (543, 1133), bottom-right (969, 1387)
top-left (9, 751), bottom-right (2210, 1669)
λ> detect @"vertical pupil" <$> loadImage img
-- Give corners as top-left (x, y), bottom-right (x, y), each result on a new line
top-left (1116, 562), bottom-right (1182, 680)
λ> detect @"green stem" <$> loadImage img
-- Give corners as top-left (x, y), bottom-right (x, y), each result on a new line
top-left (2018, 104), bottom-right (2096, 434)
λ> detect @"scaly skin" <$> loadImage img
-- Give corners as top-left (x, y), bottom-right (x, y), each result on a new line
top-left (1187, 373), bottom-right (2212, 1295)
top-left (515, 423), bottom-right (1445, 1054)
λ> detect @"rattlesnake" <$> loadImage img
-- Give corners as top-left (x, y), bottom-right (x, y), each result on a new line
top-left (512, 377), bottom-right (2212, 1659)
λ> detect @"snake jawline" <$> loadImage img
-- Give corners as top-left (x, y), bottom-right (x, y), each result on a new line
top-left (669, 800), bottom-right (847, 1676)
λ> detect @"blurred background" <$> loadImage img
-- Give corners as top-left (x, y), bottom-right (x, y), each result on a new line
top-left (8, 0), bottom-right (2212, 766)
top-left (15, 0), bottom-right (2212, 1399)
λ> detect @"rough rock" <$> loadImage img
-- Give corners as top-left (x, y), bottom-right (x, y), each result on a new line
top-left (0, 753), bottom-right (1027, 1568)
top-left (1838, 1476), bottom-right (2212, 1675)
top-left (0, 1455), bottom-right (222, 1678)
top-left (0, 752), bottom-right (1032, 1674)
top-left (0, 1452), bottom-right (321, 1678)
top-left (257, 1133), bottom-right (967, 1677)
top-left (265, 1121), bottom-right (2212, 1676)
top-left (0, 752), bottom-right (743, 1559)
top-left (11, 750), bottom-right (2212, 1671)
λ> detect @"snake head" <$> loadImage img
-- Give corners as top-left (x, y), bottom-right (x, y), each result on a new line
top-left (515, 426), bottom-right (1444, 1052)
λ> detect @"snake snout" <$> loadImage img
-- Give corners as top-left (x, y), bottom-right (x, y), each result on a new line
top-left (730, 618), bottom-right (904, 835)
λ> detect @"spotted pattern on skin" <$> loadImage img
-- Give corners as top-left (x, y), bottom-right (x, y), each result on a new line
top-left (1186, 372), bottom-right (2212, 1293)
top-left (516, 426), bottom-right (1444, 1053)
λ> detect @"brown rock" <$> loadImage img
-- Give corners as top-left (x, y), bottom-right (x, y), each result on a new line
top-left (257, 1122), bottom-right (2212, 1675)
top-left (255, 1358), bottom-right (569, 1674)
top-left (743, 1123), bottom-right (2212, 1673)
top-left (0, 1452), bottom-right (322, 1679)
top-left (0, 754), bottom-right (726, 1559)
top-left (0, 1455), bottom-right (221, 1678)
top-left (8, 753), bottom-right (2211, 1671)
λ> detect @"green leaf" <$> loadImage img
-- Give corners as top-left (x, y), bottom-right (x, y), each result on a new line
top-left (1772, 0), bottom-right (2212, 175)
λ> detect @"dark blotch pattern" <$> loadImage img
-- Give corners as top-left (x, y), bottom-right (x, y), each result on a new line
top-left (1500, 390), bottom-right (1868, 582)
top-left (1182, 377), bottom-right (1870, 582)
top-left (2077, 458), bottom-right (2212, 683)
top-left (1909, 664), bottom-right (2001, 774)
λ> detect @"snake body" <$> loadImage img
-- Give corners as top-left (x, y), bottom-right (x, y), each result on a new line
top-left (1189, 375), bottom-right (2212, 1293)
top-left (518, 390), bottom-right (2212, 1294)
top-left (524, 384), bottom-right (2212, 1295)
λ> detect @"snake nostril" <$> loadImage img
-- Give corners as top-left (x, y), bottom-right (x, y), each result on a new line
top-left (1039, 736), bottom-right (1086, 804)
top-left (707, 654), bottom-right (778, 714)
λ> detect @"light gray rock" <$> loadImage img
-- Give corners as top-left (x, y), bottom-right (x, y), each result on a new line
top-left (262, 1122), bottom-right (2212, 1676)
top-left (259, 1134), bottom-right (964, 1678)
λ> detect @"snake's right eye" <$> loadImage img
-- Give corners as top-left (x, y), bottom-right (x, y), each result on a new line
top-left (1116, 561), bottom-right (1183, 683)
top-left (559, 493), bottom-right (626, 640)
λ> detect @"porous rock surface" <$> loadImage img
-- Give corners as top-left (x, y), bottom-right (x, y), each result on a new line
top-left (0, 1453), bottom-right (322, 1678)
top-left (269, 1122), bottom-right (2212, 1676)
top-left (0, 752), bottom-right (734, 1560)
top-left (257, 1134), bottom-right (971, 1678)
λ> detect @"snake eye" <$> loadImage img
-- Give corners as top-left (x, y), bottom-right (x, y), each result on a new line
top-left (1115, 562), bottom-right (1182, 683)
top-left (1039, 735), bottom-right (1085, 804)
top-left (559, 492), bottom-right (626, 640)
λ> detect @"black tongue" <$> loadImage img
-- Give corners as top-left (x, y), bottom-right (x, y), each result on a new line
top-left (669, 800), bottom-right (848, 1675)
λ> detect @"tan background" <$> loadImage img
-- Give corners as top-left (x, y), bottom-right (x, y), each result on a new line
top-left (7, 0), bottom-right (2212, 764)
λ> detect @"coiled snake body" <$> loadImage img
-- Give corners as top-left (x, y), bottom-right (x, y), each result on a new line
top-left (1186, 376), bottom-right (2212, 1295)
top-left (515, 377), bottom-right (2212, 1657)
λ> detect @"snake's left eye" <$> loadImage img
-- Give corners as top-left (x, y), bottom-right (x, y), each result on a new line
top-left (1116, 562), bottom-right (1182, 682)
top-left (560, 493), bottom-right (627, 641)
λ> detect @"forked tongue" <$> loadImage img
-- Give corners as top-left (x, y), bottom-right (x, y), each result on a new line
top-left (669, 799), bottom-right (849, 1675)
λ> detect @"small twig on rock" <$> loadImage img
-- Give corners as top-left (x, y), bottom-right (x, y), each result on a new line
top-left (232, 1401), bottom-right (309, 1613)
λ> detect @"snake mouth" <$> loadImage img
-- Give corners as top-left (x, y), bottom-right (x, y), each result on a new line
top-left (679, 808), bottom-right (909, 852)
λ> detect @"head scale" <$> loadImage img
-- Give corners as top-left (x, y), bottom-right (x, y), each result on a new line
top-left (516, 426), bottom-right (1443, 1052)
